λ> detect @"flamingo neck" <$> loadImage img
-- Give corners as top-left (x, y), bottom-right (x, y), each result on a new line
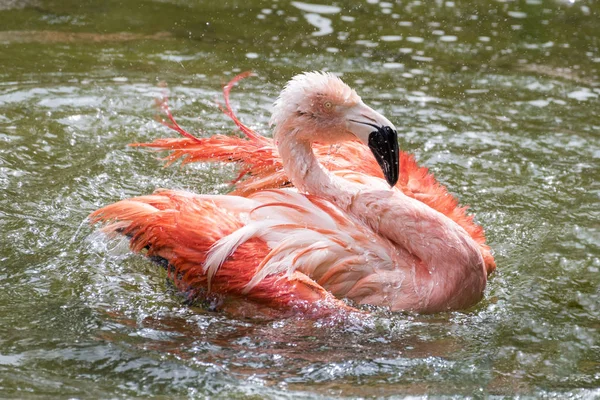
top-left (276, 128), bottom-right (357, 208)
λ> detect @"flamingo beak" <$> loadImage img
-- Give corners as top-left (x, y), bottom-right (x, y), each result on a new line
top-left (368, 126), bottom-right (399, 187)
top-left (347, 104), bottom-right (400, 187)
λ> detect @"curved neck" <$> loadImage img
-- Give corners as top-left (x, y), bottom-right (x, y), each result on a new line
top-left (276, 128), bottom-right (357, 209)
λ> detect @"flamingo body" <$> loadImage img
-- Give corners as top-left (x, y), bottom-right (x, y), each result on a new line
top-left (91, 72), bottom-right (496, 317)
top-left (91, 188), bottom-right (402, 315)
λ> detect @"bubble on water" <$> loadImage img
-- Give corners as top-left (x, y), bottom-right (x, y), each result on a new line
top-left (567, 88), bottom-right (598, 101)
top-left (380, 35), bottom-right (402, 42)
top-left (356, 39), bottom-right (378, 48)
top-left (406, 36), bottom-right (424, 43)
top-left (440, 35), bottom-right (457, 42)
top-left (412, 55), bottom-right (433, 62)
top-left (383, 62), bottom-right (404, 69)
top-left (508, 11), bottom-right (527, 18)
top-left (528, 99), bottom-right (550, 107)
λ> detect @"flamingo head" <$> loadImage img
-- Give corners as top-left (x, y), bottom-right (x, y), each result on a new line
top-left (271, 71), bottom-right (399, 187)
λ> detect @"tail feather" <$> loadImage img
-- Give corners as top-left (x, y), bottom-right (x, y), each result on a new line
top-left (219, 71), bottom-right (270, 144)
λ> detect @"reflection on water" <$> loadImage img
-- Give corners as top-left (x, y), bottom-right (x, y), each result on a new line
top-left (0, 0), bottom-right (599, 397)
top-left (291, 2), bottom-right (341, 36)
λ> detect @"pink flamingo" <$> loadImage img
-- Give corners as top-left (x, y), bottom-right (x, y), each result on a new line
top-left (90, 72), bottom-right (495, 317)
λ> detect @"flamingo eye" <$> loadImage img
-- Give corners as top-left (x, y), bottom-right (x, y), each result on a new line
top-left (323, 101), bottom-right (333, 109)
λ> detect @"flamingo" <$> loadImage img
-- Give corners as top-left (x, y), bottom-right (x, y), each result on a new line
top-left (90, 72), bottom-right (495, 317)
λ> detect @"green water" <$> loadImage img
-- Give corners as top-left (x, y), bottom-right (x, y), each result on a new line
top-left (0, 0), bottom-right (599, 398)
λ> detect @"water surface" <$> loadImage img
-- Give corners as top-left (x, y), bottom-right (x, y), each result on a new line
top-left (0, 0), bottom-right (599, 398)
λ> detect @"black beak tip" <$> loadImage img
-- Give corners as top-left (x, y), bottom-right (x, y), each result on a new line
top-left (368, 126), bottom-right (399, 189)
top-left (386, 171), bottom-right (399, 188)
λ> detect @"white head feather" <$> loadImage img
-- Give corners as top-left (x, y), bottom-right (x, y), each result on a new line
top-left (270, 71), bottom-right (359, 129)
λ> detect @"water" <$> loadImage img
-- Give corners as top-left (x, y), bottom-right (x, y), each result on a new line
top-left (0, 0), bottom-right (599, 398)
